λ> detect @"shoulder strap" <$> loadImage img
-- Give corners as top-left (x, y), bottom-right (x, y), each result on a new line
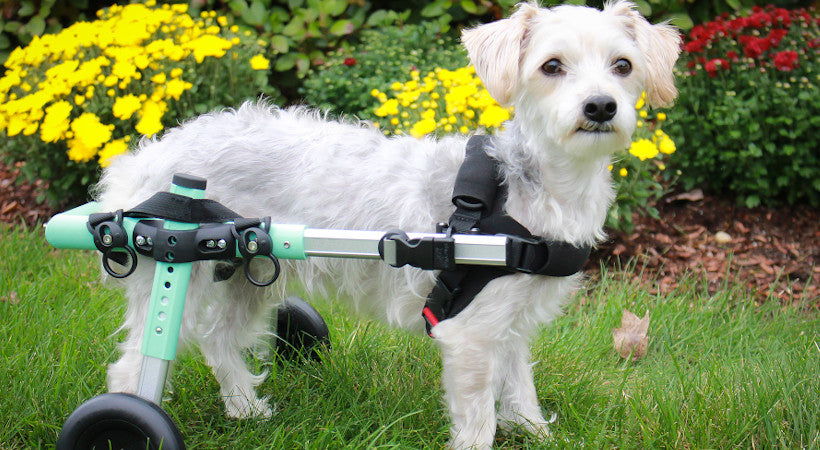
top-left (447, 135), bottom-right (498, 233)
top-left (124, 191), bottom-right (241, 223)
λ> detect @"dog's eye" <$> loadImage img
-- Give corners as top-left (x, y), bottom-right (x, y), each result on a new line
top-left (613, 58), bottom-right (632, 76)
top-left (541, 59), bottom-right (563, 76)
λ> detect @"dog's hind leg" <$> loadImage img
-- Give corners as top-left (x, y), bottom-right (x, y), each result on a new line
top-left (107, 265), bottom-right (156, 394)
top-left (193, 276), bottom-right (276, 419)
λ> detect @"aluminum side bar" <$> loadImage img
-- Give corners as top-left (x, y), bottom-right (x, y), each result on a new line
top-left (302, 229), bottom-right (508, 266)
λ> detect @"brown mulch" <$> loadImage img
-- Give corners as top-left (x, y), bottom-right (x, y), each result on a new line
top-left (2, 160), bottom-right (818, 306)
top-left (590, 190), bottom-right (819, 306)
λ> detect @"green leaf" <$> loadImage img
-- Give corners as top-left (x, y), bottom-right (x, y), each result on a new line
top-left (242, 0), bottom-right (267, 26)
top-left (632, 0), bottom-right (651, 16)
top-left (18, 1), bottom-right (36, 17)
top-left (421, 1), bottom-right (450, 18)
top-left (320, 0), bottom-right (347, 17)
top-left (744, 195), bottom-right (760, 209)
top-left (460, 0), bottom-right (480, 15)
top-left (270, 35), bottom-right (289, 54)
top-left (275, 53), bottom-right (297, 71)
top-left (295, 53), bottom-right (310, 76)
top-left (664, 13), bottom-right (694, 31)
top-left (329, 19), bottom-right (354, 36)
top-left (25, 16), bottom-right (45, 36)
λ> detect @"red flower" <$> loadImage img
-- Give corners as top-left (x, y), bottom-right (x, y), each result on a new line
top-left (772, 50), bottom-right (799, 71)
top-left (343, 58), bottom-right (356, 66)
top-left (742, 36), bottom-right (770, 58)
top-left (726, 50), bottom-right (740, 62)
top-left (765, 28), bottom-right (788, 47)
top-left (685, 39), bottom-right (706, 53)
top-left (704, 58), bottom-right (729, 77)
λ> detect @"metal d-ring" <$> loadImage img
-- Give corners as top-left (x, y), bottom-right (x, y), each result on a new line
top-left (243, 252), bottom-right (280, 287)
top-left (101, 245), bottom-right (138, 278)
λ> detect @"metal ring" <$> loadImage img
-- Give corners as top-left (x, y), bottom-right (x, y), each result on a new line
top-left (101, 246), bottom-right (138, 278)
top-left (243, 253), bottom-right (280, 287)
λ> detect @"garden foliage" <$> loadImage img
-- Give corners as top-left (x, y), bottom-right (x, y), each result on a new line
top-left (0, 1), bottom-right (274, 206)
top-left (300, 22), bottom-right (467, 120)
top-left (667, 5), bottom-right (819, 208)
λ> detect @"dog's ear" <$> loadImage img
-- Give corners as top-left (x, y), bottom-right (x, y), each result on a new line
top-left (606, 1), bottom-right (681, 108)
top-left (461, 3), bottom-right (539, 106)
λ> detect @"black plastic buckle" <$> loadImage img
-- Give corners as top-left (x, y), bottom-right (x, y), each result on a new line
top-left (505, 235), bottom-right (549, 274)
top-left (378, 230), bottom-right (456, 271)
top-left (88, 210), bottom-right (137, 278)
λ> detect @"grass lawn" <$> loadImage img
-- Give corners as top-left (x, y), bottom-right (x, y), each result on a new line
top-left (1, 224), bottom-right (818, 449)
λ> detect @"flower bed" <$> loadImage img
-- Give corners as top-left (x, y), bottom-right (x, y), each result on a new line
top-left (0, 1), bottom-right (274, 205)
top-left (667, 5), bottom-right (819, 208)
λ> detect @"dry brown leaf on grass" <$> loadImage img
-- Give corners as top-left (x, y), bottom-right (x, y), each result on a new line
top-left (612, 309), bottom-right (649, 360)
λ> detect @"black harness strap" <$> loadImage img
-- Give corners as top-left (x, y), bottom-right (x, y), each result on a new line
top-left (421, 135), bottom-right (591, 336)
top-left (125, 191), bottom-right (241, 223)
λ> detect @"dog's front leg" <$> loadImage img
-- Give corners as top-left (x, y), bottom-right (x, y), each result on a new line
top-left (494, 334), bottom-right (551, 438)
top-left (433, 320), bottom-right (497, 450)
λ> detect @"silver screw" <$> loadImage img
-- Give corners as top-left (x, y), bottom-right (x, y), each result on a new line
top-left (247, 240), bottom-right (258, 253)
top-left (205, 239), bottom-right (216, 248)
top-left (135, 235), bottom-right (146, 246)
top-left (102, 234), bottom-right (113, 245)
top-left (283, 241), bottom-right (291, 249)
top-left (156, 327), bottom-right (163, 335)
top-left (217, 239), bottom-right (227, 249)
top-left (146, 237), bottom-right (153, 246)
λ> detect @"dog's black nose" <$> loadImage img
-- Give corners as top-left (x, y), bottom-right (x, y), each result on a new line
top-left (583, 95), bottom-right (617, 123)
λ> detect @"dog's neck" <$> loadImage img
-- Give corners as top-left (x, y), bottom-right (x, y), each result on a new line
top-left (490, 121), bottom-right (615, 246)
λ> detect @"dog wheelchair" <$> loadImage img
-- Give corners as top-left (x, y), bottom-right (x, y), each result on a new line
top-left (45, 172), bottom-right (572, 449)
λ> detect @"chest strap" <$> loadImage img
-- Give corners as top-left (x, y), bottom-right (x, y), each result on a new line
top-left (421, 135), bottom-right (591, 336)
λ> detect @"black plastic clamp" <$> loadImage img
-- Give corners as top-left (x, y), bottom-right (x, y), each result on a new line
top-left (378, 230), bottom-right (456, 271)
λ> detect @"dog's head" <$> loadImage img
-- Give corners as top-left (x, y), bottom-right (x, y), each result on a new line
top-left (462, 1), bottom-right (680, 157)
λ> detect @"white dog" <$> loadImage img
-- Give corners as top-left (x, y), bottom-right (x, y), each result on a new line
top-left (96, 1), bottom-right (679, 448)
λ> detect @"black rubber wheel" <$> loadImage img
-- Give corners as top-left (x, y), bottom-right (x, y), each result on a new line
top-left (56, 393), bottom-right (185, 450)
top-left (275, 296), bottom-right (330, 361)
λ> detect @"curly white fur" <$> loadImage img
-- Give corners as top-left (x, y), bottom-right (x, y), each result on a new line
top-left (97, 2), bottom-right (679, 448)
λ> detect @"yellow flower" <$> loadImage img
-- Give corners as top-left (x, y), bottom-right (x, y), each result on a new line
top-left (98, 138), bottom-right (130, 167)
top-left (70, 113), bottom-right (113, 151)
top-left (40, 101), bottom-right (72, 142)
top-left (164, 78), bottom-right (191, 100)
top-left (658, 134), bottom-right (676, 155)
top-left (67, 138), bottom-right (98, 163)
top-left (184, 35), bottom-right (232, 62)
top-left (249, 54), bottom-right (269, 70)
top-left (410, 117), bottom-right (436, 138)
top-left (619, 167), bottom-right (628, 177)
top-left (151, 73), bottom-right (167, 84)
top-left (478, 105), bottom-right (511, 129)
top-left (657, 112), bottom-right (666, 121)
top-left (113, 94), bottom-right (142, 119)
top-left (629, 138), bottom-right (659, 161)
top-left (135, 100), bottom-right (166, 136)
top-left (375, 99), bottom-right (399, 117)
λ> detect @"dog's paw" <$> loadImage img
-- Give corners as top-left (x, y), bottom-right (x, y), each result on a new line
top-left (497, 410), bottom-right (556, 439)
top-left (224, 395), bottom-right (274, 420)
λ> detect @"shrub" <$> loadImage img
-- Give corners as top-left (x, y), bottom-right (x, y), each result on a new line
top-left (665, 5), bottom-right (819, 208)
top-left (369, 67), bottom-right (675, 232)
top-left (0, 1), bottom-right (276, 206)
top-left (300, 22), bottom-right (466, 119)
